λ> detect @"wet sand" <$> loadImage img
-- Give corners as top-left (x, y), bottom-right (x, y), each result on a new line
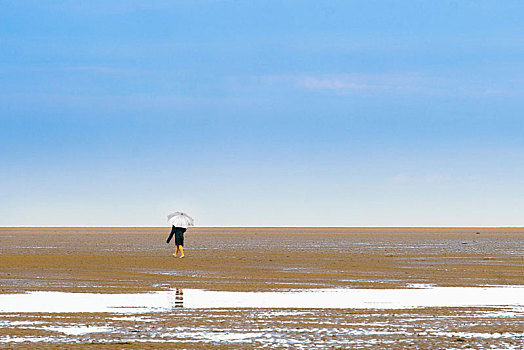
top-left (1, 227), bottom-right (523, 348)
top-left (1, 227), bottom-right (523, 293)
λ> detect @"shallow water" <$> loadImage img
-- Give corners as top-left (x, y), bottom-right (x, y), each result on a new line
top-left (0, 286), bottom-right (522, 313)
top-left (1, 307), bottom-right (523, 347)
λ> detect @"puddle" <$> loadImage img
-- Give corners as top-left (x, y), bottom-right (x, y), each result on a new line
top-left (424, 331), bottom-right (524, 339)
top-left (0, 336), bottom-right (57, 343)
top-left (165, 331), bottom-right (265, 343)
top-left (0, 320), bottom-right (44, 326)
top-left (109, 316), bottom-right (154, 322)
top-left (44, 326), bottom-right (111, 335)
top-left (0, 286), bottom-right (522, 313)
top-left (406, 283), bottom-right (436, 288)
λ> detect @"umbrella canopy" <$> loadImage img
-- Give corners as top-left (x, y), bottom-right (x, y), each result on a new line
top-left (167, 212), bottom-right (194, 228)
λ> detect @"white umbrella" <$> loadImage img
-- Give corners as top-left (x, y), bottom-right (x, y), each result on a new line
top-left (167, 212), bottom-right (194, 228)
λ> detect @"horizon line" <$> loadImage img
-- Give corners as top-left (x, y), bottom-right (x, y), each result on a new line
top-left (2, 226), bottom-right (524, 229)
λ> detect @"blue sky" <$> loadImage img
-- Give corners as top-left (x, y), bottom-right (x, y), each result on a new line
top-left (1, 0), bottom-right (524, 226)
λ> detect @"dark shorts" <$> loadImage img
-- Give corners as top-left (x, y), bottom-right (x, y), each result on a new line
top-left (174, 227), bottom-right (186, 246)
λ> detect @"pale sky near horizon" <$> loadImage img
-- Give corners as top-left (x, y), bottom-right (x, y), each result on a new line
top-left (1, 1), bottom-right (524, 227)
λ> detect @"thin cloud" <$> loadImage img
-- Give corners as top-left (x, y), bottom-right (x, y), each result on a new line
top-left (257, 73), bottom-right (417, 94)
top-left (260, 73), bottom-right (524, 97)
top-left (297, 73), bottom-right (423, 96)
top-left (299, 76), bottom-right (394, 91)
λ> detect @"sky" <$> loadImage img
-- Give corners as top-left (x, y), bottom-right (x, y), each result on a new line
top-left (1, 0), bottom-right (524, 227)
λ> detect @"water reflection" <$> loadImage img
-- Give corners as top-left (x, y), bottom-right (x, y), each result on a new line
top-left (0, 286), bottom-right (522, 313)
top-left (174, 288), bottom-right (183, 308)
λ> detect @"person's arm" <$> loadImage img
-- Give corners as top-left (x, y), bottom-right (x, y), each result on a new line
top-left (166, 226), bottom-right (176, 243)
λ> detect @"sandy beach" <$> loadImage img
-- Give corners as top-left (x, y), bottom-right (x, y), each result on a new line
top-left (1, 227), bottom-right (523, 348)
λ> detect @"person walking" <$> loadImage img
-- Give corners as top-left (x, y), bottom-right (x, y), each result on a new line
top-left (166, 225), bottom-right (187, 258)
top-left (166, 212), bottom-right (194, 258)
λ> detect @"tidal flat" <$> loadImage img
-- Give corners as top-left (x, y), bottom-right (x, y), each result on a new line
top-left (0, 227), bottom-right (522, 348)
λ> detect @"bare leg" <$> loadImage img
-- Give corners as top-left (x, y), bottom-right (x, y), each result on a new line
top-left (173, 246), bottom-right (179, 257)
top-left (179, 246), bottom-right (184, 258)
